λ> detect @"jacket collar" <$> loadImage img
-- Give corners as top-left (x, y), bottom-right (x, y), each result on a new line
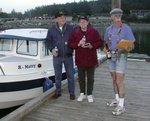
top-left (55, 23), bottom-right (67, 30)
top-left (76, 23), bottom-right (93, 32)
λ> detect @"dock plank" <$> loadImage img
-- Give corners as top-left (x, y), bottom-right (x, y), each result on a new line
top-left (20, 60), bottom-right (150, 121)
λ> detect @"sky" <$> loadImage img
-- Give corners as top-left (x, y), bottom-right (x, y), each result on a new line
top-left (0, 0), bottom-right (84, 14)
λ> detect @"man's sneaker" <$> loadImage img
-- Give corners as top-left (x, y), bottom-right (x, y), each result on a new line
top-left (112, 106), bottom-right (125, 115)
top-left (107, 99), bottom-right (118, 107)
top-left (87, 95), bottom-right (94, 102)
top-left (77, 93), bottom-right (86, 101)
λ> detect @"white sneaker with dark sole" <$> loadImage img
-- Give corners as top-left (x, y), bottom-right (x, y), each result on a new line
top-left (112, 106), bottom-right (125, 115)
top-left (77, 93), bottom-right (86, 101)
top-left (87, 95), bottom-right (94, 102)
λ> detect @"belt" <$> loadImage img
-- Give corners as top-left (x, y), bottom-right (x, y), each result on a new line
top-left (57, 53), bottom-right (72, 58)
top-left (111, 50), bottom-right (127, 54)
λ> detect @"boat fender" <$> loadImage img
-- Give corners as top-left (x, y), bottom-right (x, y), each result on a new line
top-left (43, 78), bottom-right (53, 92)
top-left (74, 67), bottom-right (78, 74)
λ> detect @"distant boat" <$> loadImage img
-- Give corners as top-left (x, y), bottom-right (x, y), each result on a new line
top-left (0, 28), bottom-right (68, 109)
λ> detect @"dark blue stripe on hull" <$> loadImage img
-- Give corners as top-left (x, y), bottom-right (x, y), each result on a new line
top-left (0, 73), bottom-right (67, 92)
top-left (0, 78), bottom-right (44, 92)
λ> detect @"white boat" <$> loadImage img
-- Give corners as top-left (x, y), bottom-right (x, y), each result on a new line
top-left (0, 28), bottom-right (68, 109)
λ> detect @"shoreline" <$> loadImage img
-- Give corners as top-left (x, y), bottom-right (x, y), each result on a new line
top-left (0, 19), bottom-right (150, 30)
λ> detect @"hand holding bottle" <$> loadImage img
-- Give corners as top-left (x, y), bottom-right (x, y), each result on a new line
top-left (103, 47), bottom-right (108, 54)
top-left (104, 44), bottom-right (111, 59)
top-left (78, 39), bottom-right (85, 47)
top-left (78, 35), bottom-right (89, 47)
top-left (78, 35), bottom-right (93, 48)
top-left (52, 46), bottom-right (58, 57)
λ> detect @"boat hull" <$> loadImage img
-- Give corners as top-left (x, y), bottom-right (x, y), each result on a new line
top-left (0, 72), bottom-right (67, 109)
top-left (0, 87), bottom-right (43, 109)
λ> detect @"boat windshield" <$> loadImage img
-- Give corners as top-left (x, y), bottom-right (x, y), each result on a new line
top-left (0, 39), bottom-right (13, 51)
top-left (17, 40), bottom-right (38, 56)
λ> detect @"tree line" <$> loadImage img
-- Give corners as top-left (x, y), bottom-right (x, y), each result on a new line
top-left (0, 0), bottom-right (150, 20)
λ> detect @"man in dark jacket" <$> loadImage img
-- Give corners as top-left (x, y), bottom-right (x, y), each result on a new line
top-left (68, 14), bottom-right (102, 102)
top-left (46, 11), bottom-right (75, 100)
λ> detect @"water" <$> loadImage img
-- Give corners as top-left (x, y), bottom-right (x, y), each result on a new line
top-left (131, 25), bottom-right (150, 56)
top-left (0, 106), bottom-right (21, 118)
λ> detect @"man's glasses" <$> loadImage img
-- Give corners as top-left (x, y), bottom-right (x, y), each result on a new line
top-left (114, 14), bottom-right (122, 17)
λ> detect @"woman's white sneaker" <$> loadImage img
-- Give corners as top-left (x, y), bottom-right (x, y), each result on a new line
top-left (87, 95), bottom-right (94, 102)
top-left (77, 93), bottom-right (86, 101)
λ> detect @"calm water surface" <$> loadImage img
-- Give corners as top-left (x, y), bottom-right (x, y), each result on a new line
top-left (0, 106), bottom-right (20, 118)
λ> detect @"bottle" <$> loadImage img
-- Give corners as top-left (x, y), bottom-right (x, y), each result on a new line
top-left (54, 46), bottom-right (58, 53)
top-left (82, 35), bottom-right (89, 46)
top-left (82, 35), bottom-right (86, 43)
top-left (105, 44), bottom-right (111, 59)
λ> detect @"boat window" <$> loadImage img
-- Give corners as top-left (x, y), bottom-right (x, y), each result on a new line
top-left (42, 41), bottom-right (51, 57)
top-left (17, 40), bottom-right (38, 56)
top-left (0, 39), bottom-right (13, 51)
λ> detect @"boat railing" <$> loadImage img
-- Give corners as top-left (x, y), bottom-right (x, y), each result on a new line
top-left (29, 29), bottom-right (47, 34)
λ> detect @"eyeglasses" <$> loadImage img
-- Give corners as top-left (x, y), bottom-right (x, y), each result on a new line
top-left (114, 15), bottom-right (122, 17)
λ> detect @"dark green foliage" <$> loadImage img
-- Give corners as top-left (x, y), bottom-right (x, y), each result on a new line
top-left (0, 0), bottom-right (150, 21)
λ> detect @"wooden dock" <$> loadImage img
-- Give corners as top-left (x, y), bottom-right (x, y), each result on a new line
top-left (2, 58), bottom-right (150, 121)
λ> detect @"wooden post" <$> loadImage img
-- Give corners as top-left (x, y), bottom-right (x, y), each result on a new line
top-left (112, 0), bottom-right (121, 9)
